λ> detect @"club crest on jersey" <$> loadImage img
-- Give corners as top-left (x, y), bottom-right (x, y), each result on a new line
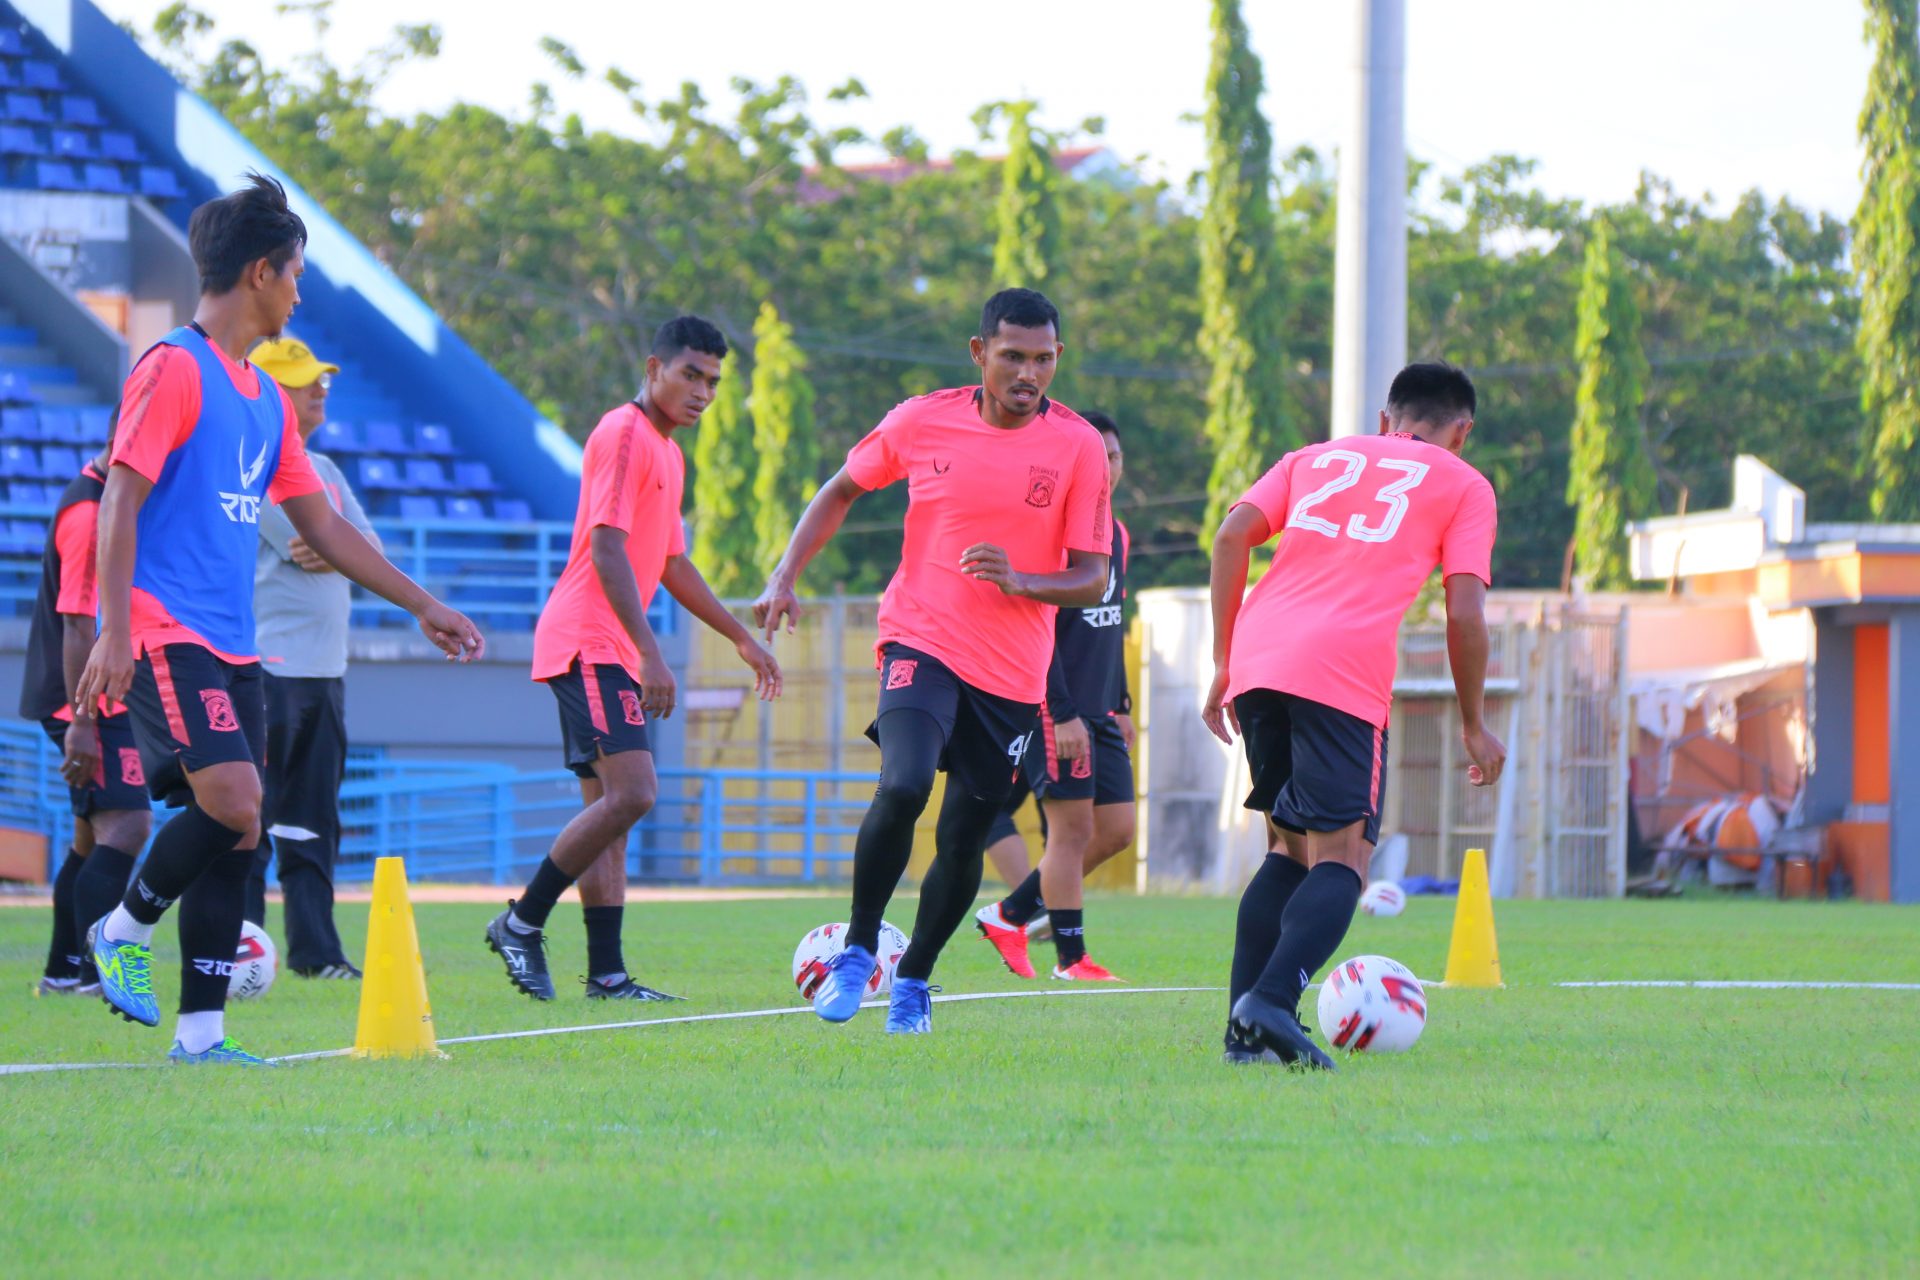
top-left (885, 659), bottom-right (918, 691)
top-left (1025, 466), bottom-right (1059, 509)
top-left (200, 689), bottom-right (240, 733)
top-left (219, 437), bottom-right (273, 523)
top-left (618, 689), bottom-right (645, 726)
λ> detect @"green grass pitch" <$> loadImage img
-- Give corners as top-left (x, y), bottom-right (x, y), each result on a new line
top-left (3, 893), bottom-right (1917, 1277)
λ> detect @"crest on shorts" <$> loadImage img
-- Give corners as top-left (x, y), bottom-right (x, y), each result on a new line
top-left (1025, 466), bottom-right (1059, 509)
top-left (885, 659), bottom-right (918, 691)
top-left (200, 689), bottom-right (240, 733)
top-left (1071, 755), bottom-right (1092, 781)
top-left (618, 689), bottom-right (645, 726)
top-left (119, 748), bottom-right (145, 786)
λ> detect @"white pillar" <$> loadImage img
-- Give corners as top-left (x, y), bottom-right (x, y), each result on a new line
top-left (1329, 0), bottom-right (1407, 439)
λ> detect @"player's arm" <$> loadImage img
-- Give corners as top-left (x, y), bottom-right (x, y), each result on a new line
top-left (281, 493), bottom-right (484, 663)
top-left (660, 554), bottom-right (781, 702)
top-left (1202, 502), bottom-right (1271, 744)
top-left (959, 546), bottom-right (1109, 606)
top-left (588, 524), bottom-right (676, 718)
top-left (72, 464), bottom-right (151, 711)
top-left (1044, 647), bottom-right (1090, 762)
top-left (1444, 574), bottom-right (1506, 787)
top-left (59, 614), bottom-right (99, 786)
top-left (753, 468), bottom-right (865, 640)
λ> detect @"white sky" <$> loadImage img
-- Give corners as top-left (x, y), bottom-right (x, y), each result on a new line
top-left (94, 0), bottom-right (1872, 219)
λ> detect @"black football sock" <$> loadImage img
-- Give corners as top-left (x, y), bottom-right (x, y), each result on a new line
top-left (895, 784), bottom-right (1001, 982)
top-left (45, 849), bottom-right (84, 979)
top-left (583, 904), bottom-right (626, 978)
top-left (1051, 907), bottom-right (1086, 968)
top-left (847, 709), bottom-right (941, 954)
top-left (176, 848), bottom-right (255, 1015)
top-left (122, 805), bottom-right (247, 926)
top-left (74, 843), bottom-right (136, 979)
top-left (510, 857), bottom-right (575, 932)
top-left (1228, 853), bottom-right (1309, 1036)
top-left (1001, 870), bottom-right (1045, 926)
top-left (1250, 862), bottom-right (1364, 1016)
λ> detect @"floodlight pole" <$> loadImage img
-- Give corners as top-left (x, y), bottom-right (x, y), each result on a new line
top-left (1329, 0), bottom-right (1407, 439)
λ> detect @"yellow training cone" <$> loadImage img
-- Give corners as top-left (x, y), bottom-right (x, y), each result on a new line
top-left (1442, 847), bottom-right (1504, 988)
top-left (353, 856), bottom-right (444, 1059)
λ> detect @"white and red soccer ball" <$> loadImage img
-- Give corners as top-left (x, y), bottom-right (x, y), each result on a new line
top-left (1360, 880), bottom-right (1406, 917)
top-left (228, 920), bottom-right (278, 1001)
top-left (1316, 954), bottom-right (1427, 1054)
top-left (792, 921), bottom-right (907, 1002)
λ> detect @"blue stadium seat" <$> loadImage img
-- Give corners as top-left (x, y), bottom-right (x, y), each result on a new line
top-left (19, 482), bottom-right (58, 506)
top-left (397, 495), bottom-right (442, 520)
top-left (50, 127), bottom-right (91, 159)
top-left (83, 163), bottom-right (132, 194)
top-left (1, 406), bottom-right (39, 440)
top-left (444, 496), bottom-right (485, 521)
top-left (21, 61), bottom-right (63, 92)
top-left (74, 407), bottom-right (109, 443)
top-left (31, 159), bottom-right (82, 190)
top-left (0, 31), bottom-right (25, 57)
top-left (314, 420), bottom-right (360, 454)
top-left (413, 423), bottom-right (455, 456)
top-left (0, 372), bottom-right (37, 404)
top-left (39, 445), bottom-right (79, 478)
top-left (7, 518), bottom-right (47, 554)
top-left (452, 460), bottom-right (500, 493)
top-left (58, 95), bottom-right (100, 127)
top-left (402, 458), bottom-right (450, 491)
top-left (97, 130), bottom-right (140, 162)
top-left (362, 420), bottom-right (409, 455)
top-left (1, 443), bottom-right (42, 479)
top-left (5, 93), bottom-right (51, 123)
top-left (491, 498), bottom-right (532, 522)
top-left (0, 123), bottom-right (42, 156)
top-left (137, 166), bottom-right (183, 199)
top-left (38, 408), bottom-right (79, 443)
top-left (356, 457), bottom-right (402, 492)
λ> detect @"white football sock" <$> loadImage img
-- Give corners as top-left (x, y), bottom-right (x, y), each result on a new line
top-left (103, 904), bottom-right (154, 947)
top-left (175, 1011), bottom-right (224, 1055)
top-left (506, 909), bottom-right (539, 935)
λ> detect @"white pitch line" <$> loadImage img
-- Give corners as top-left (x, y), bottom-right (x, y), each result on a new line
top-left (1556, 980), bottom-right (1920, 991)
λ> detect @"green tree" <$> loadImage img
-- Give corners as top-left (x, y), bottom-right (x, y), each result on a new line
top-left (1567, 217), bottom-right (1657, 589)
top-left (689, 349), bottom-right (755, 595)
top-left (988, 100), bottom-right (1059, 286)
top-left (1855, 0), bottom-right (1920, 519)
top-left (750, 302), bottom-right (840, 585)
top-left (1197, 0), bottom-right (1293, 544)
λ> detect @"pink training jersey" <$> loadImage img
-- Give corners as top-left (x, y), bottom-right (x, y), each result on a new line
top-left (845, 387), bottom-right (1110, 703)
top-left (1226, 432), bottom-right (1497, 728)
top-left (531, 402), bottom-right (686, 682)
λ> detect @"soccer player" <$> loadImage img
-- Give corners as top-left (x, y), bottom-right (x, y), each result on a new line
top-left (486, 315), bottom-right (781, 1002)
top-left (17, 416), bottom-right (152, 997)
top-left (1204, 361), bottom-right (1504, 1069)
top-left (74, 173), bottom-right (485, 1065)
top-left (754, 288), bottom-right (1111, 1035)
top-left (245, 336), bottom-right (371, 979)
top-left (976, 410), bottom-right (1135, 981)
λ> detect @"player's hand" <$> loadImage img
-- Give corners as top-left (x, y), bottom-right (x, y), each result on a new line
top-left (753, 577), bottom-right (801, 642)
top-left (1054, 715), bottom-right (1091, 763)
top-left (638, 651), bottom-right (678, 720)
top-left (418, 602), bottom-right (485, 662)
top-left (959, 543), bottom-right (1026, 596)
top-left (61, 718), bottom-right (100, 788)
top-left (737, 635), bottom-right (782, 701)
top-left (73, 631), bottom-right (134, 713)
top-left (1115, 712), bottom-right (1136, 751)
top-left (1201, 667), bottom-right (1238, 745)
top-left (288, 535), bottom-right (334, 574)
top-left (1462, 722), bottom-right (1507, 787)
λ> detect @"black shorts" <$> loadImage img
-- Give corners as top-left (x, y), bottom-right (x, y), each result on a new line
top-left (866, 643), bottom-right (1038, 801)
top-left (985, 770), bottom-right (1035, 847)
top-left (1235, 689), bottom-right (1389, 846)
top-left (547, 659), bottom-right (651, 779)
top-left (1031, 710), bottom-right (1135, 806)
top-left (39, 712), bottom-right (149, 817)
top-left (125, 643), bottom-right (266, 806)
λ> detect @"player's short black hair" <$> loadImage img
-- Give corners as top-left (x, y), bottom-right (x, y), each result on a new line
top-left (979, 287), bottom-right (1061, 340)
top-left (1083, 409), bottom-right (1119, 440)
top-left (1387, 361), bottom-right (1477, 426)
top-left (651, 315), bottom-right (728, 363)
top-left (189, 171), bottom-right (307, 296)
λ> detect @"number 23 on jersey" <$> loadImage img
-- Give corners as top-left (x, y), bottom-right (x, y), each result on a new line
top-left (1285, 448), bottom-right (1430, 545)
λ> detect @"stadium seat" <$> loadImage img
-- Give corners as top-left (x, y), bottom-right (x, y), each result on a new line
top-left (31, 159), bottom-right (82, 190)
top-left (18, 482), bottom-right (58, 506)
top-left (413, 423), bottom-right (455, 455)
top-left (356, 457), bottom-right (403, 492)
top-left (58, 95), bottom-right (101, 127)
top-left (5, 93), bottom-right (51, 123)
top-left (39, 445), bottom-right (79, 478)
top-left (0, 372), bottom-right (37, 404)
top-left (7, 518), bottom-right (47, 553)
top-left (50, 127), bottom-right (92, 159)
top-left (38, 408), bottom-right (79, 443)
top-left (74, 407), bottom-right (109, 443)
top-left (83, 163), bottom-right (132, 194)
top-left (21, 61), bottom-right (63, 92)
top-left (0, 123), bottom-right (43, 156)
top-left (1, 406), bottom-right (39, 440)
top-left (402, 458), bottom-right (451, 491)
top-left (0, 31), bottom-right (25, 57)
top-left (97, 130), bottom-right (140, 162)
top-left (362, 420), bottom-right (409, 455)
top-left (314, 420), bottom-right (361, 454)
top-left (452, 460), bottom-right (500, 493)
top-left (397, 495), bottom-right (441, 520)
top-left (491, 498), bottom-right (532, 522)
top-left (136, 166), bottom-right (183, 199)
top-left (1, 443), bottom-right (42, 479)
top-left (444, 496), bottom-right (485, 521)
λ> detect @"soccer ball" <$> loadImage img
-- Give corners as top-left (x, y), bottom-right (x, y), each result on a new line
top-left (228, 921), bottom-right (277, 1001)
top-left (1361, 880), bottom-right (1407, 917)
top-left (792, 921), bottom-right (908, 1002)
top-left (1315, 954), bottom-right (1426, 1054)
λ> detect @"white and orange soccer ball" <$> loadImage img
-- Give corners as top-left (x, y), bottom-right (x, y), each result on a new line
top-left (1315, 954), bottom-right (1427, 1054)
top-left (791, 921), bottom-right (908, 1002)
top-left (228, 920), bottom-right (278, 1001)
top-left (1361, 880), bottom-right (1407, 917)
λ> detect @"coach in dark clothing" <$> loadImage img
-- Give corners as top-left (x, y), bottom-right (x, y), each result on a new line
top-left (245, 337), bottom-right (372, 978)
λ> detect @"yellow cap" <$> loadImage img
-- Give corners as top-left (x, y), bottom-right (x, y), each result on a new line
top-left (251, 337), bottom-right (340, 389)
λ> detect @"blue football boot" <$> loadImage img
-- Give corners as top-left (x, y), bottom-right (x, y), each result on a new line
top-left (168, 1037), bottom-right (275, 1066)
top-left (89, 917), bottom-right (159, 1028)
top-left (885, 977), bottom-right (933, 1035)
top-left (811, 945), bottom-right (876, 1023)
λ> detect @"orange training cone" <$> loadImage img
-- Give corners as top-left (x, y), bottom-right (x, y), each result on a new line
top-left (352, 856), bottom-right (444, 1059)
top-left (1441, 847), bottom-right (1504, 988)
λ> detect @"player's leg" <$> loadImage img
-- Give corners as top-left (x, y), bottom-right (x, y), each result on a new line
top-left (1043, 718), bottom-right (1133, 980)
top-left (491, 663), bottom-right (655, 1000)
top-left (574, 763), bottom-right (682, 1002)
top-left (272, 677), bottom-right (355, 977)
top-left (1036, 794), bottom-right (1099, 973)
top-left (40, 812), bottom-right (91, 994)
top-left (1223, 691), bottom-right (1313, 1062)
top-left (975, 773), bottom-right (1041, 978)
top-left (68, 714), bottom-right (152, 992)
